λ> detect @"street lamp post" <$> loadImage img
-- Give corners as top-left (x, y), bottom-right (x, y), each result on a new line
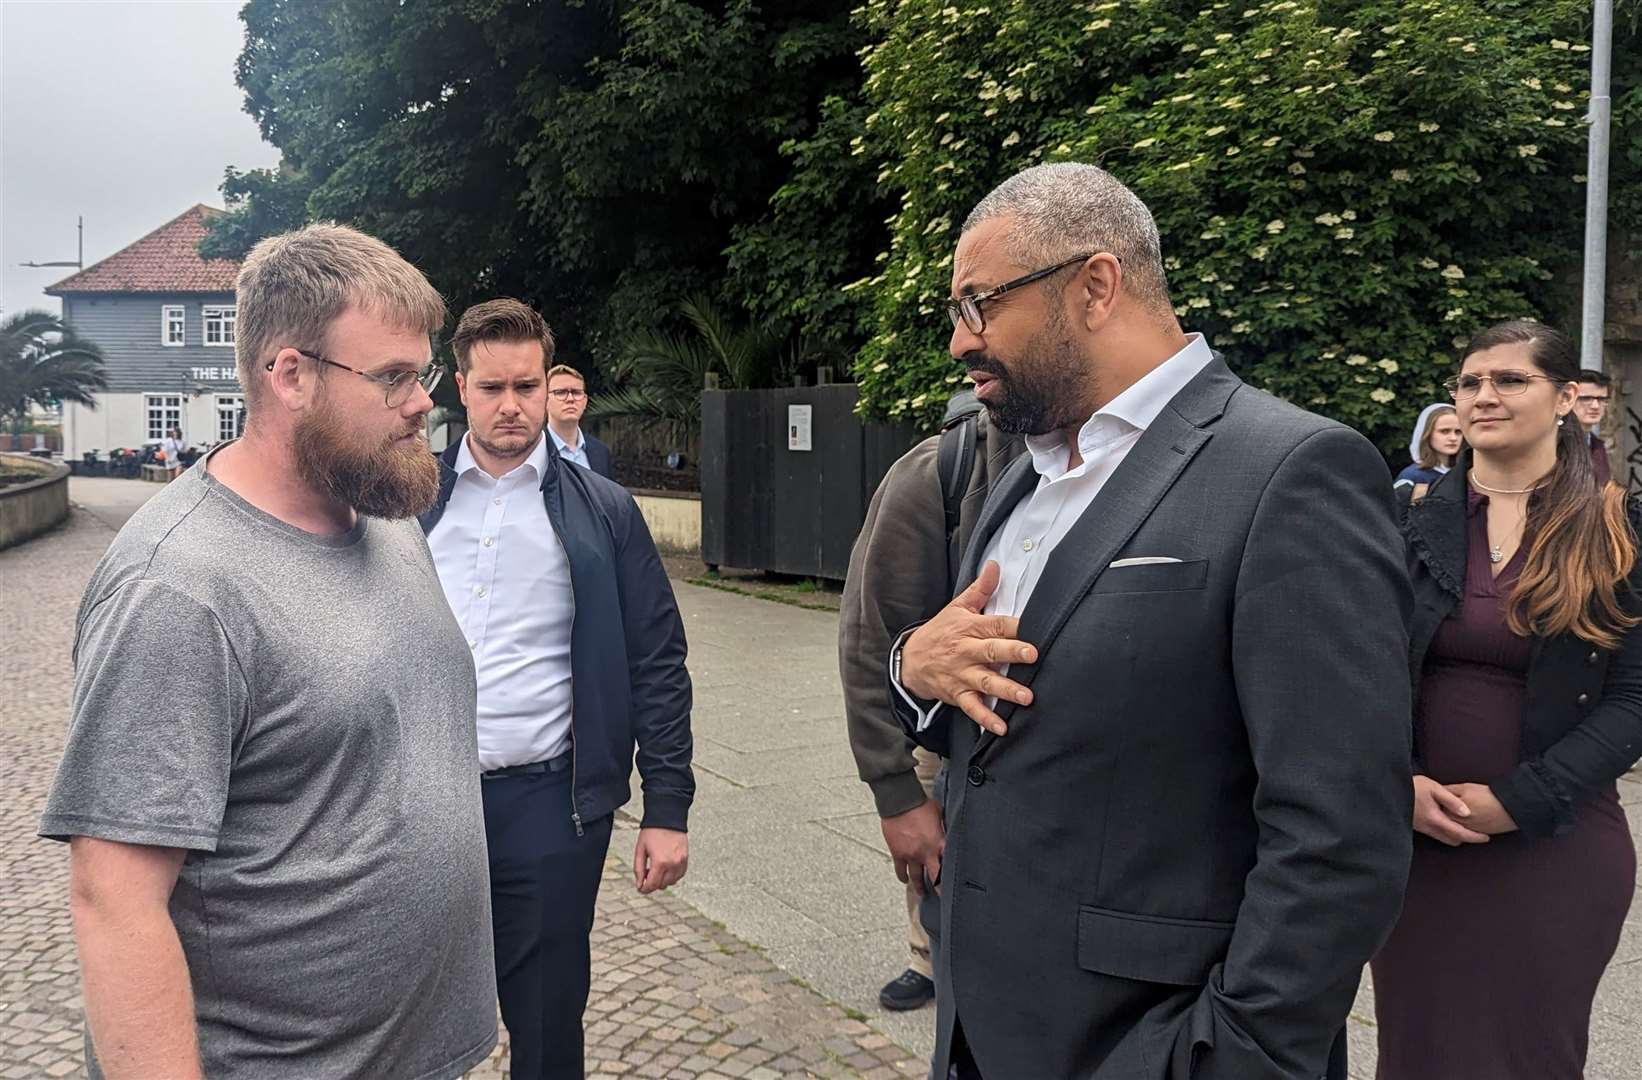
top-left (17, 216), bottom-right (84, 275)
top-left (1581, 1), bottom-right (1614, 371)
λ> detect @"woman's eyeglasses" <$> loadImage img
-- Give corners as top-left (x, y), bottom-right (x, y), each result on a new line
top-left (1443, 370), bottom-right (1561, 399)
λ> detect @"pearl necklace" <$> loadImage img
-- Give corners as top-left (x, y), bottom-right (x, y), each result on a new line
top-left (1469, 471), bottom-right (1538, 564)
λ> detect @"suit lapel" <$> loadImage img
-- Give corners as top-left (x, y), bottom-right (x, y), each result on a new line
top-left (957, 452), bottom-right (1040, 589)
top-left (988, 360), bottom-right (1239, 728)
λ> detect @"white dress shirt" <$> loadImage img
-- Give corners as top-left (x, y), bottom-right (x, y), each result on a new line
top-left (549, 426), bottom-right (591, 470)
top-left (897, 333), bottom-right (1215, 727)
top-left (428, 433), bottom-right (574, 771)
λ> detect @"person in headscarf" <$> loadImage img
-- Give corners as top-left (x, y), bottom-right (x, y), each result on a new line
top-left (1394, 403), bottom-right (1463, 499)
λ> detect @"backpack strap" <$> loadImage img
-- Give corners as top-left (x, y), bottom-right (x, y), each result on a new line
top-left (938, 389), bottom-right (983, 555)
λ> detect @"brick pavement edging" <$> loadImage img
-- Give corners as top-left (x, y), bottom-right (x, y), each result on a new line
top-left (466, 824), bottom-right (926, 1080)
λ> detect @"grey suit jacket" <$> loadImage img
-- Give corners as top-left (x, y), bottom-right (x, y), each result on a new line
top-left (897, 359), bottom-right (1413, 1079)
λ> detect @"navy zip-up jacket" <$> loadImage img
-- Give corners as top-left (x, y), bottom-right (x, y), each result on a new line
top-left (419, 439), bottom-right (694, 833)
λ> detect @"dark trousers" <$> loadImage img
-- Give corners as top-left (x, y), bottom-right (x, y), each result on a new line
top-left (949, 1016), bottom-right (983, 1080)
top-left (482, 761), bottom-right (614, 1080)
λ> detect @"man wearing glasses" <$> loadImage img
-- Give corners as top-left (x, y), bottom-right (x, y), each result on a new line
top-left (885, 163), bottom-right (1411, 1079)
top-left (422, 298), bottom-right (693, 1080)
top-left (1576, 368), bottom-right (1614, 486)
top-left (543, 363), bottom-right (613, 478)
top-left (40, 224), bottom-right (498, 1078)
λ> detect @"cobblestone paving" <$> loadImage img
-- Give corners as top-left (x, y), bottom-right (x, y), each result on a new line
top-left (467, 838), bottom-right (922, 1080)
top-left (0, 509), bottom-right (922, 1079)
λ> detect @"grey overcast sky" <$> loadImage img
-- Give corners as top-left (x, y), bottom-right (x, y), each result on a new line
top-left (1, 0), bottom-right (281, 318)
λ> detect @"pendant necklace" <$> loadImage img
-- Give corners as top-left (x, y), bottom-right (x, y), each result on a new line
top-left (1469, 471), bottom-right (1536, 565)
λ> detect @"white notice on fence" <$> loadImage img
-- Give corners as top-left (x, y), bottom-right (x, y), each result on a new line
top-left (787, 404), bottom-right (813, 452)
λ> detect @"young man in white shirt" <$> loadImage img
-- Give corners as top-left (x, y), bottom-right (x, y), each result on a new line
top-left (421, 299), bottom-right (693, 1080)
top-left (544, 363), bottom-right (612, 478)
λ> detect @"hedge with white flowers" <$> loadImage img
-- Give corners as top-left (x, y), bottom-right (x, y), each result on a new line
top-left (846, 0), bottom-right (1639, 454)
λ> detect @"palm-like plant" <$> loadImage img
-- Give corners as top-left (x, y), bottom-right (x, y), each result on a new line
top-left (0, 310), bottom-right (108, 435)
top-left (589, 295), bottom-right (818, 433)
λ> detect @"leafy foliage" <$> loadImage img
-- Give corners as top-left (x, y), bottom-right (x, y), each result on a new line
top-left (842, 0), bottom-right (1641, 452)
top-left (207, 0), bottom-right (1640, 455)
top-left (209, 0), bottom-right (862, 372)
top-left (196, 167), bottom-right (314, 262)
top-left (590, 295), bottom-right (816, 432)
top-left (0, 311), bottom-right (108, 435)
top-left (725, 93), bottom-right (892, 357)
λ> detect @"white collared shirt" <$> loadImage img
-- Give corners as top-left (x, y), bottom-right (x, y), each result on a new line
top-left (428, 433), bottom-right (574, 771)
top-left (979, 332), bottom-right (1215, 619)
top-left (549, 426), bottom-right (591, 470)
top-left (897, 333), bottom-right (1216, 726)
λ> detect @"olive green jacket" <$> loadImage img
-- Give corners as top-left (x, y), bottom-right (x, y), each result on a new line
top-left (838, 414), bottom-right (1023, 817)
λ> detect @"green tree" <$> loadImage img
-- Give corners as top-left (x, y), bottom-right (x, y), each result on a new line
top-left (590, 295), bottom-right (817, 433)
top-left (208, 0), bottom-right (864, 372)
top-left (196, 166), bottom-right (315, 262)
top-left (0, 311), bottom-right (108, 436)
top-left (726, 92), bottom-right (892, 359)
top-left (841, 0), bottom-right (1641, 453)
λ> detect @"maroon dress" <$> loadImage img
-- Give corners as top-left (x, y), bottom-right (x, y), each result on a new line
top-left (1372, 488), bottom-right (1635, 1079)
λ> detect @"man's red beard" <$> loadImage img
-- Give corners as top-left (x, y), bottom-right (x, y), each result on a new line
top-left (292, 397), bottom-right (439, 519)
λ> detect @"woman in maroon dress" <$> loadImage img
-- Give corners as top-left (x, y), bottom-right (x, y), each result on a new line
top-left (1375, 320), bottom-right (1642, 1078)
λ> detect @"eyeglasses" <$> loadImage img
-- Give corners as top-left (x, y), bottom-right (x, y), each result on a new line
top-left (1444, 370), bottom-right (1562, 399)
top-left (946, 252), bottom-right (1107, 335)
top-left (1577, 394), bottom-right (1610, 406)
top-left (548, 388), bottom-right (587, 402)
top-left (265, 349), bottom-right (443, 408)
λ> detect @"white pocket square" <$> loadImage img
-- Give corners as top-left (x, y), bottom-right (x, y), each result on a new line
top-left (1108, 556), bottom-right (1183, 568)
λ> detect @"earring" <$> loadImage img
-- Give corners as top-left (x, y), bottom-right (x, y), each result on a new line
top-left (1557, 416), bottom-right (1566, 426)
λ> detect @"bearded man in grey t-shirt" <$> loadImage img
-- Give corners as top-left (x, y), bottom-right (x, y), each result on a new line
top-left (39, 224), bottom-right (498, 1079)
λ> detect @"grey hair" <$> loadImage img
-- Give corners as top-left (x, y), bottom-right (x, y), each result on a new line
top-left (962, 163), bottom-right (1173, 313)
top-left (234, 223), bottom-right (447, 409)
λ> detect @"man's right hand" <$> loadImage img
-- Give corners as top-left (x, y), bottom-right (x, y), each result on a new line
top-left (900, 561), bottom-right (1038, 736)
top-left (882, 798), bottom-right (945, 896)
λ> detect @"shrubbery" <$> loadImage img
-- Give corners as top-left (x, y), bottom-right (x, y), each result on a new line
top-left (834, 0), bottom-right (1639, 452)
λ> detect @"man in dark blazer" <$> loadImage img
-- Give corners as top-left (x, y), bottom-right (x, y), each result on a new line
top-left (545, 361), bottom-right (613, 478)
top-left (889, 163), bottom-right (1413, 1079)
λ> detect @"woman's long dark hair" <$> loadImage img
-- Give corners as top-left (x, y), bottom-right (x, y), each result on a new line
top-left (1464, 320), bottom-right (1638, 649)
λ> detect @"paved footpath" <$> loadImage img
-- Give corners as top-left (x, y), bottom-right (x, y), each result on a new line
top-left (0, 485), bottom-right (920, 1079)
top-left (5, 478), bottom-right (1641, 1077)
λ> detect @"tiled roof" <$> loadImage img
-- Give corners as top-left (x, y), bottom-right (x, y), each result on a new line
top-left (46, 205), bottom-right (238, 295)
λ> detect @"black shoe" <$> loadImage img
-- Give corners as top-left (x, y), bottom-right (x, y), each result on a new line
top-left (879, 968), bottom-right (935, 1011)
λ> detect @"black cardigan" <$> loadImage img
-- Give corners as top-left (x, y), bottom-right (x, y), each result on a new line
top-left (1403, 456), bottom-right (1642, 838)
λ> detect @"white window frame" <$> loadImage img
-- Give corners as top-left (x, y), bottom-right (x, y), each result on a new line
top-left (203, 305), bottom-right (237, 347)
top-left (145, 394), bottom-right (184, 442)
top-left (215, 394), bottom-right (245, 443)
top-left (162, 305), bottom-right (185, 347)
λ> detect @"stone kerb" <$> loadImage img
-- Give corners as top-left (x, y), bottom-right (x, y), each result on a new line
top-left (0, 454), bottom-right (71, 550)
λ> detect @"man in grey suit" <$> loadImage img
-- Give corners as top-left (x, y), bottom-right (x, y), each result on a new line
top-left (889, 163), bottom-right (1413, 1079)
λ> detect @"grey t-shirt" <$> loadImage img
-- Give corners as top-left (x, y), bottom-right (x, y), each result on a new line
top-left (40, 456), bottom-right (496, 1079)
